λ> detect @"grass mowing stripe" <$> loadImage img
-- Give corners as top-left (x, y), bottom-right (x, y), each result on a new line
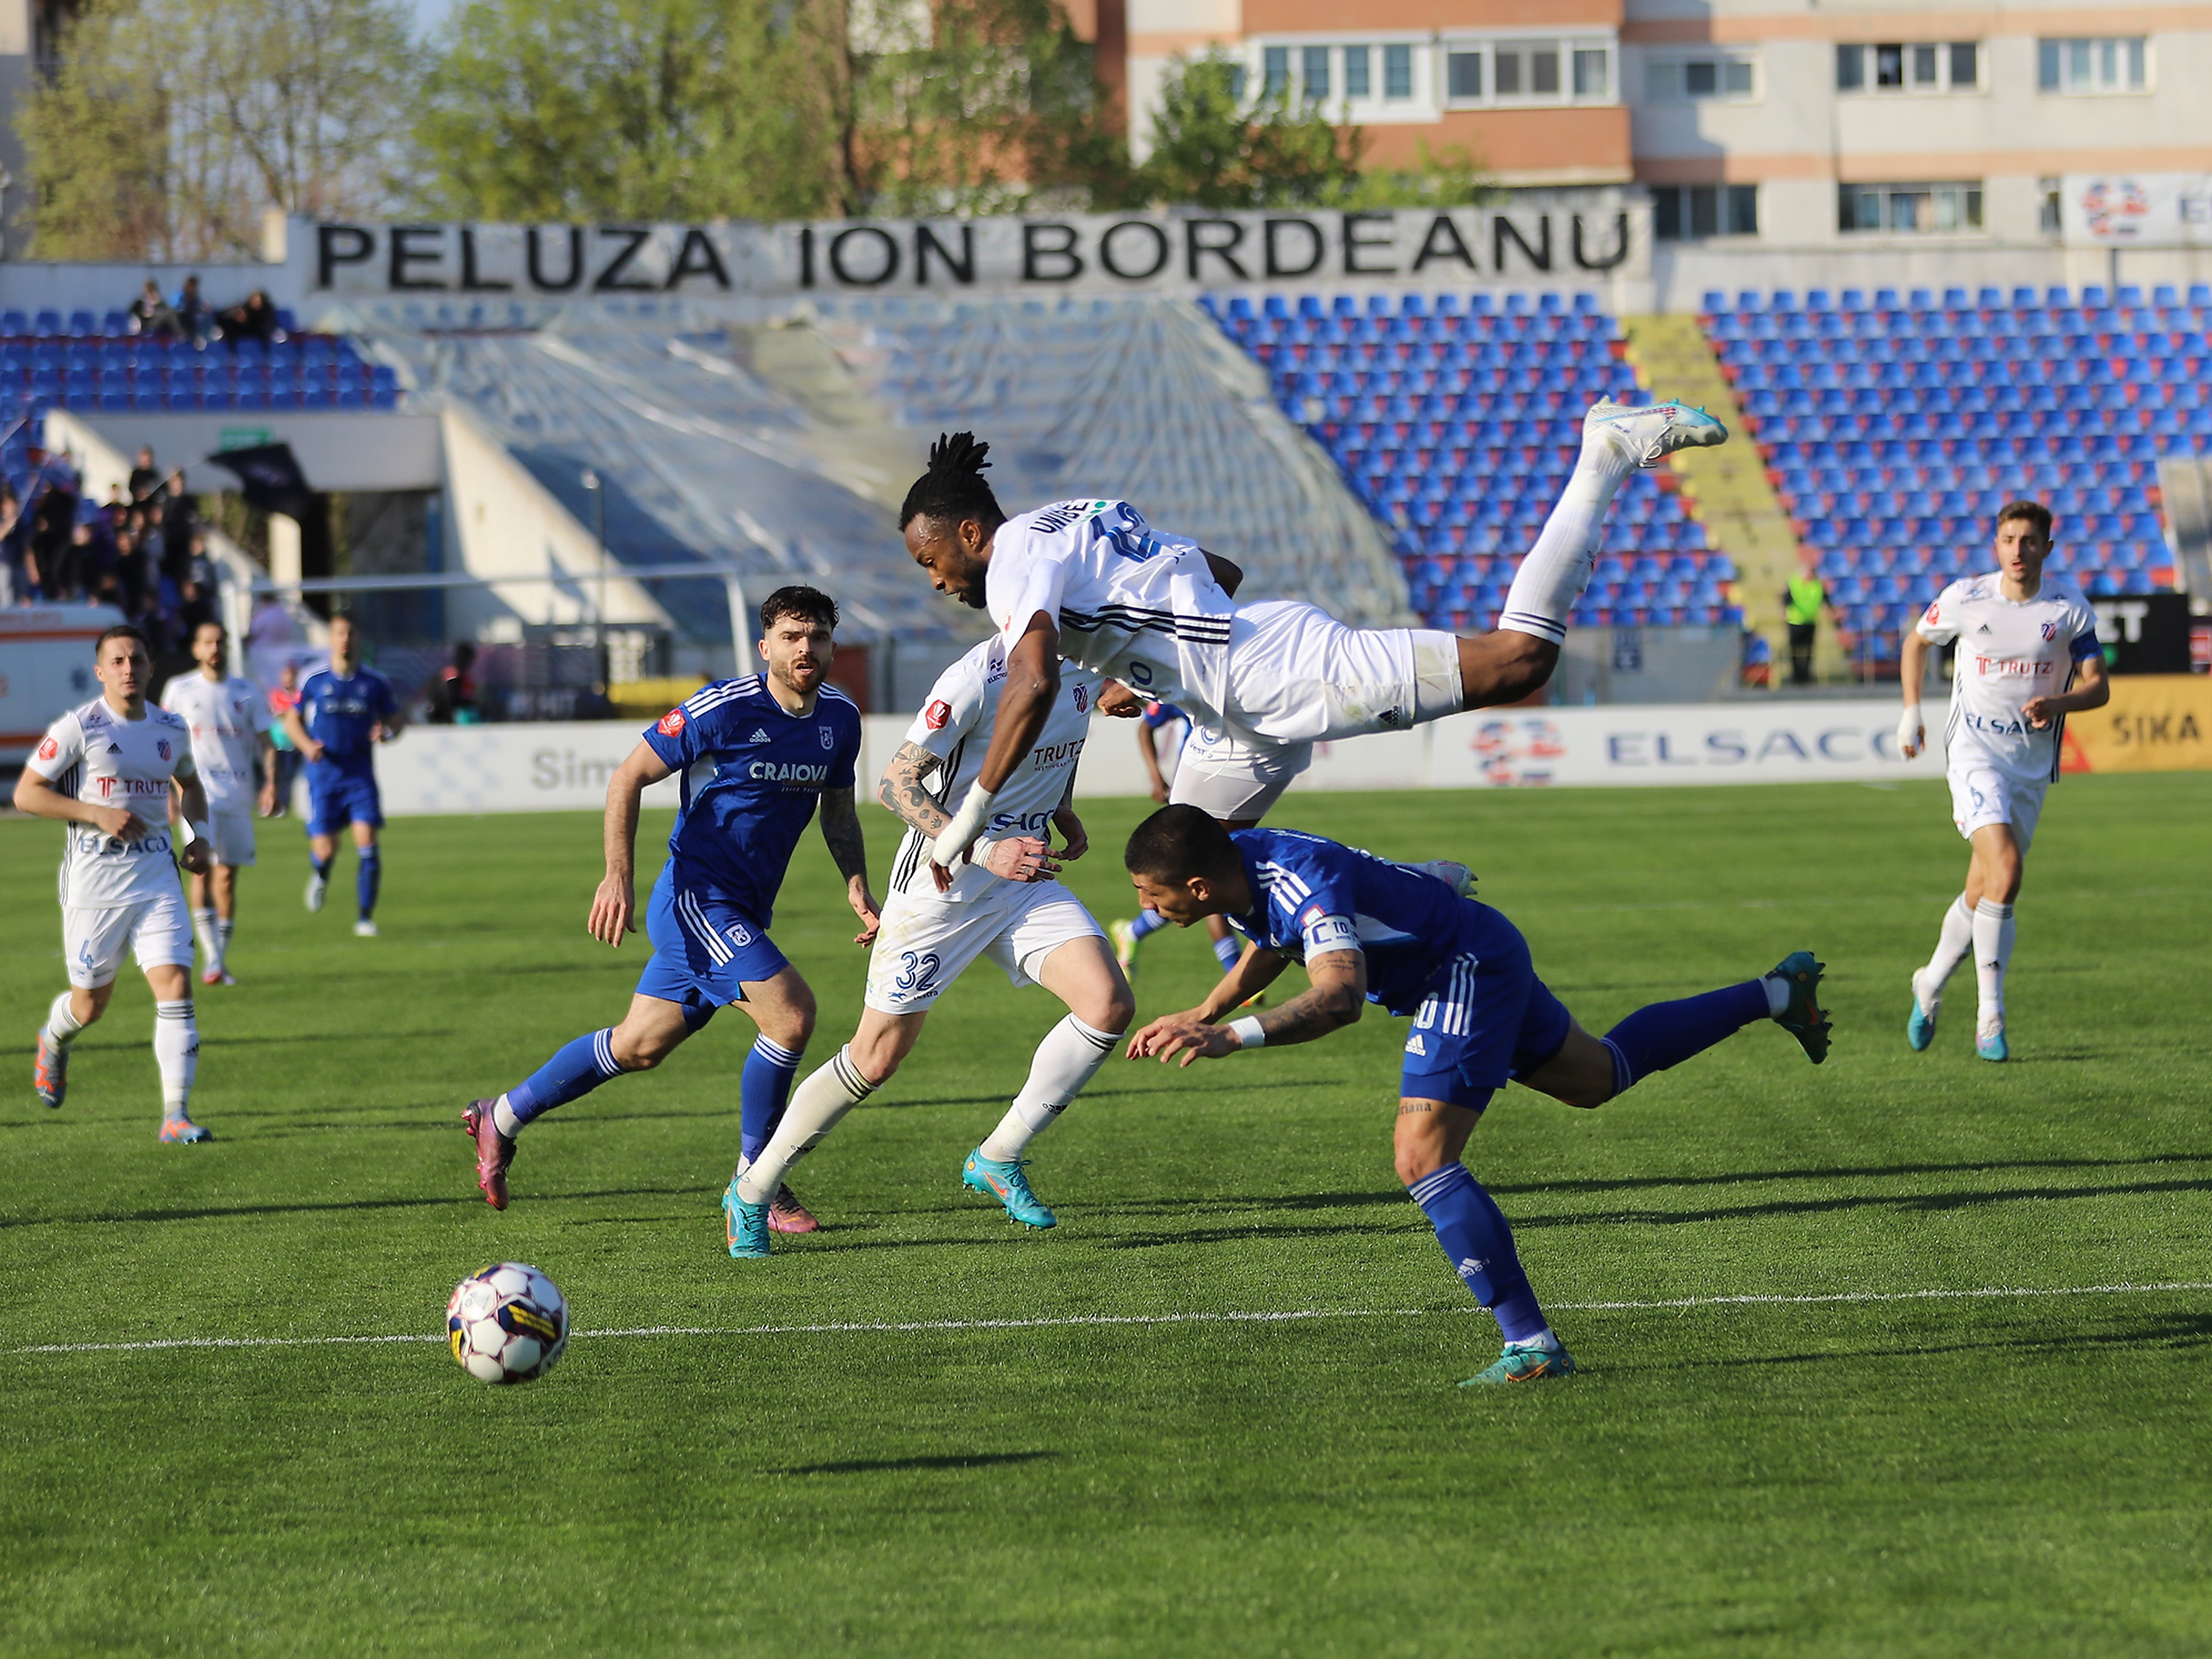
top-left (18, 1280), bottom-right (2210, 1355)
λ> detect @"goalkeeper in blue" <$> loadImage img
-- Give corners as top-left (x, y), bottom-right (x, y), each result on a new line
top-left (1120, 807), bottom-right (1831, 1387)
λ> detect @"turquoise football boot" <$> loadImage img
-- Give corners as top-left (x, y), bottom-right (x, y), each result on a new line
top-left (1461, 1339), bottom-right (1578, 1387)
top-left (1905, 970), bottom-right (1939, 1052)
top-left (1583, 397), bottom-right (1729, 468)
top-left (1767, 950), bottom-right (1832, 1065)
top-left (723, 1178), bottom-right (771, 1259)
top-left (962, 1148), bottom-right (1056, 1229)
top-left (1976, 1020), bottom-right (2008, 1063)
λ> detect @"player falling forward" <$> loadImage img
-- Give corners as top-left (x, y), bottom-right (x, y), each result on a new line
top-left (282, 613), bottom-right (401, 938)
top-left (1120, 807), bottom-right (1830, 1385)
top-left (723, 633), bottom-right (1134, 1256)
top-left (15, 625), bottom-right (218, 1141)
top-left (463, 586), bottom-right (875, 1234)
top-left (1898, 500), bottom-right (2107, 1062)
top-left (899, 406), bottom-right (1725, 873)
top-left (159, 620), bottom-right (276, 984)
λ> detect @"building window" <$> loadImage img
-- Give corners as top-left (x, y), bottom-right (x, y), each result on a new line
top-left (1262, 45), bottom-right (1289, 99)
top-left (1573, 46), bottom-right (1608, 97)
top-left (1384, 43), bottom-right (1413, 99)
top-left (2039, 36), bottom-right (2148, 92)
top-left (1648, 54), bottom-right (1756, 102)
top-left (1301, 44), bottom-right (1329, 100)
top-left (1836, 42), bottom-right (1980, 93)
top-left (1839, 181), bottom-right (1985, 234)
top-left (1447, 49), bottom-right (1482, 100)
top-left (1343, 45), bottom-right (1370, 99)
top-left (1653, 185), bottom-right (1758, 240)
top-left (1436, 36), bottom-right (1614, 107)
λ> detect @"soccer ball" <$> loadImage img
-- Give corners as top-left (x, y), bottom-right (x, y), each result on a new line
top-left (446, 1262), bottom-right (568, 1385)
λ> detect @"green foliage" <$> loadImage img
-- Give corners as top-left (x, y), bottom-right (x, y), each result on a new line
top-left (1134, 49), bottom-right (1361, 210)
top-left (1338, 139), bottom-right (1500, 209)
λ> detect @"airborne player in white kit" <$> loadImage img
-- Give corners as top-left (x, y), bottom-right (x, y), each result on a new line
top-left (1898, 501), bottom-right (2108, 1061)
top-left (14, 625), bottom-right (219, 1140)
top-left (160, 620), bottom-right (276, 984)
top-left (723, 633), bottom-right (1135, 1255)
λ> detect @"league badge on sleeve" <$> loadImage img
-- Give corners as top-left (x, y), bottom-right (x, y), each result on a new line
top-left (925, 699), bottom-right (951, 731)
top-left (36, 736), bottom-right (57, 761)
top-left (658, 707), bottom-right (687, 736)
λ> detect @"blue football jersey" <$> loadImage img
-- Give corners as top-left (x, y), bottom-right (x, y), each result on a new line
top-left (299, 666), bottom-right (397, 770)
top-left (643, 675), bottom-right (861, 923)
top-left (1225, 827), bottom-right (1470, 1015)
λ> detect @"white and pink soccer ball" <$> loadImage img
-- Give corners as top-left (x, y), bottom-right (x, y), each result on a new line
top-left (446, 1262), bottom-right (568, 1385)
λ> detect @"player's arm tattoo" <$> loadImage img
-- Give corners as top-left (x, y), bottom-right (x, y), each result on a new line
top-left (818, 787), bottom-right (870, 884)
top-left (1248, 950), bottom-right (1366, 1046)
top-left (877, 742), bottom-right (951, 837)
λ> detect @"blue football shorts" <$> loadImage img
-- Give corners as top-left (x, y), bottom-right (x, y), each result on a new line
top-left (633, 864), bottom-right (790, 1020)
top-left (1397, 901), bottom-right (1573, 1113)
top-left (304, 765), bottom-right (383, 835)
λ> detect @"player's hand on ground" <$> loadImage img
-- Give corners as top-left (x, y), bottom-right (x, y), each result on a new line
top-left (1126, 1012), bottom-right (1238, 1067)
top-left (588, 874), bottom-right (635, 946)
top-left (178, 837), bottom-right (212, 877)
top-left (1052, 810), bottom-right (1088, 861)
top-left (1095, 681), bottom-right (1143, 718)
top-left (981, 835), bottom-right (1061, 883)
top-left (849, 880), bottom-right (881, 947)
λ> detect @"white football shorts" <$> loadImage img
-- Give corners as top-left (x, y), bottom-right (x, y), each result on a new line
top-left (1222, 601), bottom-right (1463, 745)
top-left (1948, 764), bottom-right (2048, 852)
top-left (64, 887), bottom-right (194, 990)
top-left (865, 878), bottom-right (1105, 1015)
top-left (1169, 723), bottom-right (1312, 823)
top-left (207, 808), bottom-right (257, 868)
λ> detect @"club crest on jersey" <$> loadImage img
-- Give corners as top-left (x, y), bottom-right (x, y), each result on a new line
top-left (819, 725), bottom-right (835, 750)
top-left (157, 739), bottom-right (170, 759)
top-left (726, 921), bottom-right (754, 947)
top-left (658, 707), bottom-right (686, 736)
top-left (1071, 684), bottom-right (1090, 714)
top-left (2041, 622), bottom-right (2058, 641)
top-left (924, 699), bottom-right (951, 731)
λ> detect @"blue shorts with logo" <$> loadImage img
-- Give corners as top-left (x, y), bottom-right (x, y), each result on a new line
top-left (304, 763), bottom-right (383, 835)
top-left (1397, 901), bottom-right (1573, 1112)
top-left (633, 863), bottom-right (790, 1019)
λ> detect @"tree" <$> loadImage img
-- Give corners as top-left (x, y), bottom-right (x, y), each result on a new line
top-left (19, 0), bottom-right (420, 261)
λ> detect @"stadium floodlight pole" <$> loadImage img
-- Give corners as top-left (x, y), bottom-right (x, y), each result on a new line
top-left (721, 567), bottom-right (749, 678)
top-left (580, 467), bottom-right (606, 684)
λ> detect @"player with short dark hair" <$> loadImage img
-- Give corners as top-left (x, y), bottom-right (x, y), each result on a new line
top-left (281, 613), bottom-right (401, 937)
top-left (462, 585), bottom-right (879, 1237)
top-left (1119, 805), bottom-right (1831, 1386)
top-left (160, 619), bottom-right (276, 984)
top-left (1897, 500), bottom-right (2107, 1061)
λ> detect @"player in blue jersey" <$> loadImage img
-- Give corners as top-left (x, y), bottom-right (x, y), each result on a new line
top-left (1121, 807), bottom-right (1831, 1386)
top-left (462, 586), bottom-right (877, 1234)
top-left (281, 613), bottom-right (401, 938)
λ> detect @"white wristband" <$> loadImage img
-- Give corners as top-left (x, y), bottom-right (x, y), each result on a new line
top-left (1896, 704), bottom-right (1924, 753)
top-left (1228, 1016), bottom-right (1266, 1050)
top-left (931, 781), bottom-right (998, 868)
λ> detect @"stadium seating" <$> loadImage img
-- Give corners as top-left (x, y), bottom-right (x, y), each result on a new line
top-left (1200, 290), bottom-right (1742, 633)
top-left (1702, 284), bottom-right (2190, 668)
top-left (0, 325), bottom-right (399, 500)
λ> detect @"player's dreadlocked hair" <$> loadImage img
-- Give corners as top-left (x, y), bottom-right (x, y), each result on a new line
top-left (898, 431), bottom-right (1005, 533)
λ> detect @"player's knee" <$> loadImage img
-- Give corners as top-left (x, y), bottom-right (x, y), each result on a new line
top-left (1097, 985), bottom-right (1137, 1034)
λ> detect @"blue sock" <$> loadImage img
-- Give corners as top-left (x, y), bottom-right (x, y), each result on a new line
top-left (1408, 1163), bottom-right (1548, 1344)
top-left (1212, 934), bottom-right (1242, 973)
top-left (355, 846), bottom-right (380, 919)
top-left (740, 1035), bottom-right (804, 1162)
top-left (1600, 980), bottom-right (1770, 1097)
top-left (1130, 908), bottom-right (1166, 941)
top-left (507, 1028), bottom-right (623, 1126)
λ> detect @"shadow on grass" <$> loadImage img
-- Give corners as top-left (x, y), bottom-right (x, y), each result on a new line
top-left (1509, 1174), bottom-right (2212, 1232)
top-left (0, 1184), bottom-right (702, 1228)
top-left (1488, 1151), bottom-right (2212, 1200)
top-left (773, 1450), bottom-right (1060, 1476)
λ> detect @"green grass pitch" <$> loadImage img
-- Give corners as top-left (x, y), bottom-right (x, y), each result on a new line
top-left (4, 772), bottom-right (2210, 1656)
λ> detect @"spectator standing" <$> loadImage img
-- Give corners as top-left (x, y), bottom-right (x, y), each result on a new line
top-left (128, 279), bottom-right (182, 339)
top-left (1782, 550), bottom-right (1834, 688)
top-left (28, 470), bottom-right (78, 598)
top-left (128, 447), bottom-right (164, 509)
top-left (266, 661), bottom-right (304, 816)
top-left (0, 486), bottom-right (23, 605)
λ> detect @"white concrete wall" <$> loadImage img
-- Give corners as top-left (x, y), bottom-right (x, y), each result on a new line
top-left (49, 411), bottom-right (444, 497)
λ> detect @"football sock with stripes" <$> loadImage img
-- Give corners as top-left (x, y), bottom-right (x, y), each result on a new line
top-left (1408, 1163), bottom-right (1551, 1346)
top-left (215, 916), bottom-right (234, 969)
top-left (1211, 934), bottom-right (1242, 974)
top-left (740, 1035), bottom-right (805, 1163)
top-left (1921, 895), bottom-right (1977, 1000)
top-left (1498, 426), bottom-right (1638, 647)
top-left (736, 1046), bottom-right (877, 1204)
top-left (1599, 981), bottom-right (1772, 1098)
top-left (1973, 900), bottom-right (2015, 1023)
top-left (355, 845), bottom-right (380, 919)
top-left (153, 999), bottom-right (198, 1119)
top-left (978, 1015), bottom-right (1122, 1162)
top-left (192, 906), bottom-right (219, 967)
top-left (1128, 908), bottom-right (1167, 942)
top-left (501, 1028), bottom-right (623, 1133)
top-left (43, 990), bottom-right (86, 1048)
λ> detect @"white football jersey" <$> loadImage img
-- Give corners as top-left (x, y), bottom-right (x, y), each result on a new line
top-left (985, 498), bottom-right (1235, 717)
top-left (159, 672), bottom-right (268, 810)
top-left (887, 636), bottom-right (1103, 902)
top-left (26, 697), bottom-right (197, 909)
top-left (1916, 572), bottom-right (2101, 785)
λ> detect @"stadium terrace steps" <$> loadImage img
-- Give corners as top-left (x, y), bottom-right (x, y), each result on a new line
top-left (1619, 313), bottom-right (1819, 675)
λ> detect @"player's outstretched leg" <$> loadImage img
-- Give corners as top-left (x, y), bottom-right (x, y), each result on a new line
top-left (1404, 1161), bottom-right (1576, 1387)
top-left (1908, 896), bottom-right (1976, 1051)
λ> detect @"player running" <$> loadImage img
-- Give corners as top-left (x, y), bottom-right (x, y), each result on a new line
top-left (282, 613), bottom-right (401, 938)
top-left (1119, 806), bottom-right (1830, 1386)
top-left (160, 620), bottom-right (276, 984)
top-left (15, 625), bottom-right (218, 1141)
top-left (724, 633), bottom-right (1133, 1256)
top-left (462, 585), bottom-right (877, 1231)
top-left (899, 407), bottom-right (1725, 874)
top-left (1897, 501), bottom-right (2107, 1062)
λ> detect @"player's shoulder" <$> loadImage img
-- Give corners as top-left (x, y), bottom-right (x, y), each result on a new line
top-left (157, 673), bottom-right (195, 706)
top-left (70, 696), bottom-right (111, 733)
top-left (149, 703), bottom-right (189, 731)
top-left (1004, 498), bottom-right (1117, 546)
top-left (1935, 572), bottom-right (1989, 605)
top-left (814, 684), bottom-right (862, 728)
top-left (299, 665), bottom-right (336, 693)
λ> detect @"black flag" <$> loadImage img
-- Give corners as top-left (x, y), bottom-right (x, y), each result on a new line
top-left (206, 442), bottom-right (313, 518)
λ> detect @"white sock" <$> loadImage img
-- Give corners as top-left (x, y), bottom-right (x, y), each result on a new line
top-left (153, 999), bottom-right (199, 1118)
top-left (44, 990), bottom-right (86, 1048)
top-left (492, 1093), bottom-right (524, 1138)
top-left (1973, 900), bottom-right (2015, 1025)
top-left (216, 917), bottom-right (234, 963)
top-left (192, 906), bottom-right (218, 963)
top-left (978, 1015), bottom-right (1121, 1163)
top-left (736, 1047), bottom-right (877, 1205)
top-left (1762, 975), bottom-right (1791, 1018)
top-left (1921, 896), bottom-right (1975, 1000)
top-left (1498, 430), bottom-right (1638, 646)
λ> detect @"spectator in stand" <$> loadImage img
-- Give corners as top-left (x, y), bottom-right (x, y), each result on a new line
top-left (1782, 549), bottom-right (1836, 688)
top-left (129, 448), bottom-right (164, 508)
top-left (177, 563), bottom-right (218, 641)
top-left (161, 478), bottom-right (196, 582)
top-left (173, 276), bottom-right (210, 345)
top-left (27, 466), bottom-right (78, 598)
top-left (128, 279), bottom-right (183, 339)
top-left (0, 487), bottom-right (23, 605)
top-left (425, 640), bottom-right (480, 724)
top-left (217, 290), bottom-right (280, 345)
top-left (266, 661), bottom-right (304, 817)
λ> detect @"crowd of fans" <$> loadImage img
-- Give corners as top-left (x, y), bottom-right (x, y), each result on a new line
top-left (126, 276), bottom-right (286, 347)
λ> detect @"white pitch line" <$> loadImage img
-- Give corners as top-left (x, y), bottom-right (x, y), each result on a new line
top-left (10, 1281), bottom-right (2208, 1357)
